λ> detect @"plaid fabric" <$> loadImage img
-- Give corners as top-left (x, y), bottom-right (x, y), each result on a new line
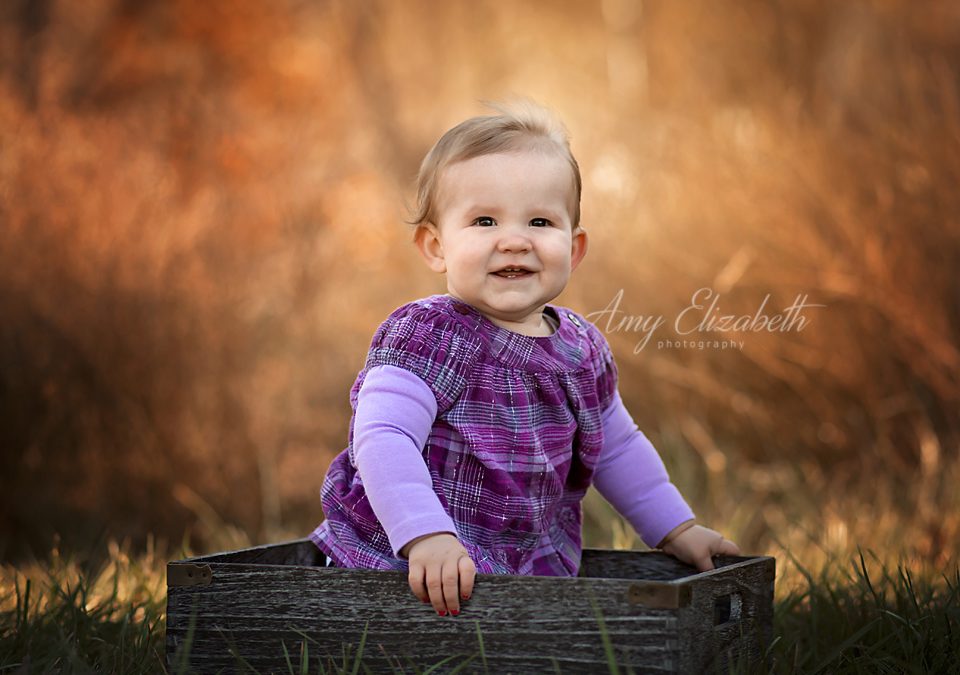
top-left (311, 294), bottom-right (617, 576)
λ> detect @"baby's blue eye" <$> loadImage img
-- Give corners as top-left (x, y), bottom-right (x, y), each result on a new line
top-left (474, 217), bottom-right (496, 227)
top-left (530, 218), bottom-right (550, 228)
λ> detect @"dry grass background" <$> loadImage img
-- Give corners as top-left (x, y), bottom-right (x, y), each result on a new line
top-left (1, 0), bottom-right (958, 588)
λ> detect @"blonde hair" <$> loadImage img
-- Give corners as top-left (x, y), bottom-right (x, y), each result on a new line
top-left (407, 99), bottom-right (582, 230)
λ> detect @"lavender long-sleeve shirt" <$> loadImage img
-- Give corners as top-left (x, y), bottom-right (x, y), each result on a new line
top-left (355, 364), bottom-right (694, 557)
top-left (311, 294), bottom-right (694, 575)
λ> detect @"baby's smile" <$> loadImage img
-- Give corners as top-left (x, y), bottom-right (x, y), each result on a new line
top-left (491, 265), bottom-right (536, 279)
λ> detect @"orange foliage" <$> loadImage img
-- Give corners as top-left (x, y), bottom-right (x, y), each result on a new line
top-left (0, 0), bottom-right (957, 563)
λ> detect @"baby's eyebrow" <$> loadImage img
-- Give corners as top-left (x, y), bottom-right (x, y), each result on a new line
top-left (464, 205), bottom-right (503, 216)
top-left (465, 205), bottom-right (567, 221)
top-left (525, 208), bottom-right (571, 224)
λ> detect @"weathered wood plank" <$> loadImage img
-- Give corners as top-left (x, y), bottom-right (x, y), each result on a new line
top-left (178, 539), bottom-right (325, 567)
top-left (580, 548), bottom-right (701, 580)
top-left (166, 540), bottom-right (775, 674)
top-left (677, 555), bottom-right (775, 673)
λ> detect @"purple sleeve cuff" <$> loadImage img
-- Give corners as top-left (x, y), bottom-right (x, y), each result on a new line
top-left (592, 390), bottom-right (696, 548)
top-left (353, 365), bottom-right (457, 557)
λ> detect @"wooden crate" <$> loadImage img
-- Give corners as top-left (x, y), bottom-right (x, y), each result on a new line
top-left (166, 538), bottom-right (774, 673)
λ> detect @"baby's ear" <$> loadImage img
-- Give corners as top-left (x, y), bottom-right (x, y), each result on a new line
top-left (570, 226), bottom-right (588, 272)
top-left (414, 223), bottom-right (447, 274)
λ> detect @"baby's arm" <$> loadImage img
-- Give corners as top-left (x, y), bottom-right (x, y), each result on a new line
top-left (353, 365), bottom-right (475, 614)
top-left (591, 390), bottom-right (739, 571)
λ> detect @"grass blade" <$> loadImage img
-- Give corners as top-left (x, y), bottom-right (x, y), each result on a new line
top-left (474, 619), bottom-right (488, 674)
top-left (587, 591), bottom-right (620, 675)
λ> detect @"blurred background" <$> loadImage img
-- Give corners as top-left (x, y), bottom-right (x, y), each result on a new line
top-left (1, 0), bottom-right (957, 578)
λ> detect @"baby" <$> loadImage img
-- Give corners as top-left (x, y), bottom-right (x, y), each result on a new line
top-left (311, 99), bottom-right (739, 617)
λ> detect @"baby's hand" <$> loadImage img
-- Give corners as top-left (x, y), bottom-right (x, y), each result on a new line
top-left (659, 522), bottom-right (741, 572)
top-left (402, 533), bottom-right (476, 616)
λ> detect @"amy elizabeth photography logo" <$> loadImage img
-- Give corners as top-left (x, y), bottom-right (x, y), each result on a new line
top-left (585, 288), bottom-right (825, 353)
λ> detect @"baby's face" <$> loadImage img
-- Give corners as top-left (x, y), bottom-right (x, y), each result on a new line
top-left (420, 149), bottom-right (586, 335)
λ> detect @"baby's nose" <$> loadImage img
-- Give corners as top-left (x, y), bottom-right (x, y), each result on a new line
top-left (496, 231), bottom-right (532, 252)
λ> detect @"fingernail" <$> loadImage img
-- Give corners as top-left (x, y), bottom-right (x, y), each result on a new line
top-left (450, 609), bottom-right (459, 616)
top-left (461, 594), bottom-right (470, 600)
top-left (437, 610), bottom-right (446, 617)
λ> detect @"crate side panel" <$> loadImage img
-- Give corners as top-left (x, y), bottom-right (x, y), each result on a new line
top-left (676, 557), bottom-right (775, 673)
top-left (166, 564), bottom-right (684, 672)
top-left (580, 550), bottom-right (761, 582)
top-left (182, 538), bottom-right (325, 566)
top-left (580, 549), bottom-right (699, 580)
top-left (167, 625), bottom-right (684, 673)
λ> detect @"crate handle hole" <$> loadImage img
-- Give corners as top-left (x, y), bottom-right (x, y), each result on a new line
top-left (713, 592), bottom-right (742, 625)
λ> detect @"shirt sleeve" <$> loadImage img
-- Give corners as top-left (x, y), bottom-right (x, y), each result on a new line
top-left (591, 389), bottom-right (696, 548)
top-left (364, 300), bottom-right (481, 413)
top-left (352, 364), bottom-right (458, 558)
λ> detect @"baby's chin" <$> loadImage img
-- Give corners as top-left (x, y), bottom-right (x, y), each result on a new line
top-left (446, 284), bottom-right (563, 320)
top-left (477, 298), bottom-right (556, 325)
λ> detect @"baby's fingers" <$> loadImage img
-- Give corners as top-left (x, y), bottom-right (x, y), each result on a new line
top-left (717, 537), bottom-right (741, 557)
top-left (407, 562), bottom-right (429, 604)
top-left (425, 565), bottom-right (449, 616)
top-left (693, 551), bottom-right (715, 572)
top-left (458, 555), bottom-right (476, 602)
top-left (441, 558), bottom-right (462, 615)
top-left (697, 535), bottom-right (741, 572)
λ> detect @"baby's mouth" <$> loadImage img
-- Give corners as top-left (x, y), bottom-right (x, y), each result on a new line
top-left (492, 266), bottom-right (535, 279)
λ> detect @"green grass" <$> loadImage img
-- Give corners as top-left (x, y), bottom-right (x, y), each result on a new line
top-left (2, 543), bottom-right (959, 674)
top-left (767, 549), bottom-right (960, 674)
top-left (0, 540), bottom-right (168, 673)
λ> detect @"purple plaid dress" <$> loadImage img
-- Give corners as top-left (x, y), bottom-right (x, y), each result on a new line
top-left (311, 293), bottom-right (618, 576)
